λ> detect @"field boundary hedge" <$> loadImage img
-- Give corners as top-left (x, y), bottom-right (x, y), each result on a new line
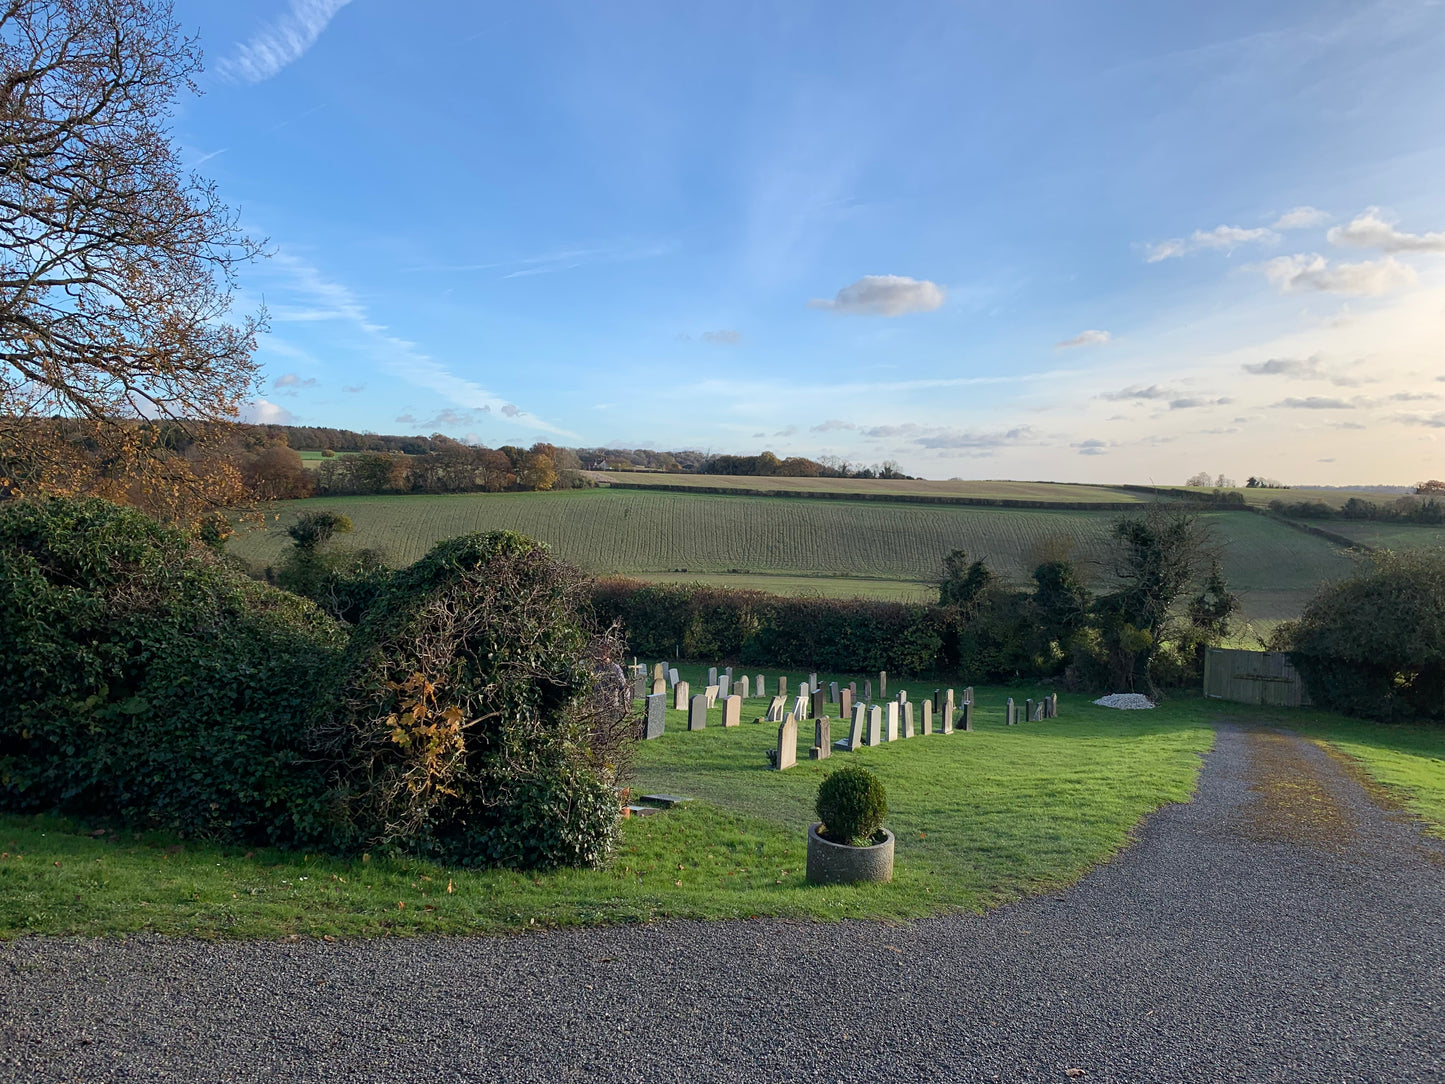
top-left (593, 477), bottom-right (1147, 511)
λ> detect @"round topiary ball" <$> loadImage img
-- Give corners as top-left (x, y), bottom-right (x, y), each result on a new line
top-left (815, 765), bottom-right (888, 846)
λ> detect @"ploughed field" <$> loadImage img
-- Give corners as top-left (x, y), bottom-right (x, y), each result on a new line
top-left (227, 489), bottom-right (1354, 619)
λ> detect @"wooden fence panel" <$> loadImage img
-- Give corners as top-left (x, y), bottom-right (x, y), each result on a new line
top-left (1203, 648), bottom-right (1311, 707)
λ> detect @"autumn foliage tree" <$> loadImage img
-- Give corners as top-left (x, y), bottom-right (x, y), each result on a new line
top-left (0, 0), bottom-right (263, 520)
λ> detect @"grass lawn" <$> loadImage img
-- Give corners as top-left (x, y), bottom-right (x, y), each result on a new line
top-left (0, 669), bottom-right (1215, 940)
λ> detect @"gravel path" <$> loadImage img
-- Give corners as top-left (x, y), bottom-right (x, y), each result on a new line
top-left (4, 723), bottom-right (1444, 1083)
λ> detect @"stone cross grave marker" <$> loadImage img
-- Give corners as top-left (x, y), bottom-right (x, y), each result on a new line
top-left (721, 694), bottom-right (742, 728)
top-left (867, 705), bottom-right (882, 746)
top-left (902, 701), bottom-right (915, 739)
top-left (766, 694), bottom-right (786, 722)
top-left (673, 680), bottom-right (690, 710)
top-left (811, 718), bottom-right (831, 759)
top-left (688, 694), bottom-right (708, 731)
top-left (774, 715), bottom-right (797, 770)
top-left (885, 701), bottom-right (899, 742)
top-left (704, 684), bottom-right (720, 707)
top-left (644, 693), bottom-right (666, 740)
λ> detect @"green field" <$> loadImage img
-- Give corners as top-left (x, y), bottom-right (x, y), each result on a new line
top-left (1303, 520), bottom-right (1445, 552)
top-left (228, 489), bottom-right (1354, 619)
top-left (587, 472), bottom-right (1150, 504)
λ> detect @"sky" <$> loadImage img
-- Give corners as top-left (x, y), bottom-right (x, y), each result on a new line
top-left (173, 0), bottom-right (1445, 484)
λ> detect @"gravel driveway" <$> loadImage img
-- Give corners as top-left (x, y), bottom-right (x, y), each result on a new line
top-left (3, 722), bottom-right (1443, 1083)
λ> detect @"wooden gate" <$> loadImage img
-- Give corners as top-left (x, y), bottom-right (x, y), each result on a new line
top-left (1203, 648), bottom-right (1311, 707)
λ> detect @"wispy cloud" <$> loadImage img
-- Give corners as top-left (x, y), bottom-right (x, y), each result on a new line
top-left (1273, 396), bottom-right (1356, 409)
top-left (1100, 384), bottom-right (1178, 402)
top-left (268, 250), bottom-right (576, 438)
top-left (1144, 224), bottom-right (1277, 262)
top-left (1243, 356), bottom-right (1320, 376)
top-left (809, 275), bottom-right (945, 316)
top-left (702, 329), bottom-right (742, 345)
top-left (1055, 329), bottom-right (1111, 349)
top-left (273, 373), bottom-right (317, 389)
top-left (217, 0), bottom-right (354, 84)
top-left (1273, 206), bottom-right (1330, 230)
top-left (1258, 253), bottom-right (1416, 296)
top-left (1328, 208), bottom-right (1445, 253)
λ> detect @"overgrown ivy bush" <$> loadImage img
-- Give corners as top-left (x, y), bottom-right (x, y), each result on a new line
top-left (816, 766), bottom-right (888, 846)
top-left (313, 531), bottom-right (633, 868)
top-left (1288, 550), bottom-right (1445, 721)
top-left (0, 498), bottom-right (347, 841)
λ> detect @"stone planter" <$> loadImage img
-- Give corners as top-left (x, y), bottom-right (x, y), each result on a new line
top-left (805, 823), bottom-right (894, 885)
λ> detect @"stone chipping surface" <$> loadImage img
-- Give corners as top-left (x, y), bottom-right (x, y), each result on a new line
top-left (3, 723), bottom-right (1444, 1083)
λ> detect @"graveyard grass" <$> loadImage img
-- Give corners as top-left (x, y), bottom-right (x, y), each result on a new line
top-left (5, 670), bottom-right (1444, 940)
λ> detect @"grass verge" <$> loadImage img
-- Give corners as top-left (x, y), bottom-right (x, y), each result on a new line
top-left (0, 670), bottom-right (1216, 939)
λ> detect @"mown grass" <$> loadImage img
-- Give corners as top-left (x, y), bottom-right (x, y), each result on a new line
top-left (226, 489), bottom-right (1351, 620)
top-left (0, 671), bottom-right (1214, 940)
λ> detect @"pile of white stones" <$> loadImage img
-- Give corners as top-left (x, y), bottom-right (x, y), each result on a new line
top-left (1092, 692), bottom-right (1156, 710)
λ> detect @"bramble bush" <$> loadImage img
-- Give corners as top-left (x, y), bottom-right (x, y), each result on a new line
top-left (0, 500), bottom-right (633, 869)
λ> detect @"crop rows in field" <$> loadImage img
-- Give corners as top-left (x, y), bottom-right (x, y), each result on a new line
top-left (584, 472), bottom-right (1150, 504)
top-left (228, 489), bottom-right (1355, 618)
top-left (1303, 520), bottom-right (1445, 551)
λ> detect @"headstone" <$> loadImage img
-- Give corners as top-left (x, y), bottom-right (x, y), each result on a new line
top-left (725, 666), bottom-right (733, 681)
top-left (721, 694), bottom-right (742, 727)
top-left (755, 674), bottom-right (765, 698)
top-left (809, 672), bottom-right (819, 693)
top-left (961, 701), bottom-right (974, 731)
top-left (708, 667), bottom-right (718, 687)
top-left (849, 681), bottom-right (857, 699)
top-left (811, 717), bottom-right (831, 759)
top-left (718, 675), bottom-right (731, 699)
top-left (840, 688), bottom-right (853, 721)
top-left (688, 694), bottom-right (708, 731)
top-left (829, 681), bottom-right (840, 704)
top-left (775, 715), bottom-right (798, 770)
top-left (864, 679), bottom-right (873, 701)
top-left (867, 705), bottom-right (882, 746)
top-left (653, 662), bottom-right (665, 682)
top-left (897, 689), bottom-right (908, 704)
top-left (843, 704), bottom-right (866, 750)
top-left (766, 694), bottom-right (786, 722)
top-left (644, 693), bottom-right (666, 739)
top-left (673, 680), bottom-right (690, 710)
top-left (631, 669), bottom-right (645, 699)
top-left (879, 671), bottom-right (887, 698)
top-left (921, 699), bottom-right (933, 735)
top-left (902, 701), bottom-right (915, 739)
top-left (1050, 693), bottom-right (1059, 718)
top-left (704, 684), bottom-right (719, 707)
top-left (779, 676), bottom-right (788, 697)
top-left (1006, 697), bottom-right (1016, 726)
top-left (792, 693), bottom-right (809, 720)
top-left (810, 688), bottom-right (826, 720)
top-left (942, 689), bottom-right (956, 734)
top-left (668, 667), bottom-right (679, 687)
top-left (962, 686), bottom-right (974, 705)
top-left (651, 677), bottom-right (666, 696)
top-left (738, 675), bottom-right (751, 699)
top-left (1025, 698), bottom-right (1035, 724)
top-left (885, 701), bottom-right (899, 742)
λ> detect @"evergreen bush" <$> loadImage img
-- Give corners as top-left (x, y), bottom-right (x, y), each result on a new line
top-left (815, 766), bottom-right (888, 846)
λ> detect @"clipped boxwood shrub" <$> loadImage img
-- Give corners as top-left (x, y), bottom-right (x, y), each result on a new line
top-left (0, 497), bottom-right (348, 842)
top-left (314, 531), bottom-right (633, 868)
top-left (815, 766), bottom-right (888, 846)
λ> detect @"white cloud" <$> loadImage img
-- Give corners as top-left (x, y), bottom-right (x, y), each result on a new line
top-left (273, 372), bottom-right (317, 389)
top-left (1243, 356), bottom-right (1320, 376)
top-left (239, 398), bottom-right (296, 424)
top-left (1273, 396), bottom-right (1356, 409)
top-left (702, 329), bottom-right (742, 345)
top-left (811, 419), bottom-right (857, 433)
top-left (1144, 225), bottom-right (1276, 261)
top-left (1169, 397), bottom-right (1232, 410)
top-left (217, 0), bottom-right (354, 84)
top-left (1259, 253), bottom-right (1417, 296)
top-left (809, 275), bottom-right (945, 316)
top-left (1074, 438), bottom-right (1112, 456)
top-left (1273, 206), bottom-right (1330, 230)
top-left (1327, 208), bottom-right (1445, 253)
top-left (1055, 329), bottom-right (1111, 349)
top-left (1100, 384), bottom-right (1177, 401)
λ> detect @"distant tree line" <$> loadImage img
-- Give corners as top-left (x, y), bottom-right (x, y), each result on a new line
top-left (1269, 495), bottom-right (1445, 525)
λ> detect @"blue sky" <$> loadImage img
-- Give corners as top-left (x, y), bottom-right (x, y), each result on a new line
top-left (176, 0), bottom-right (1445, 483)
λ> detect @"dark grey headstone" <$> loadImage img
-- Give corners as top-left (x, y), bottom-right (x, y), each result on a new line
top-left (688, 694), bottom-right (708, 731)
top-left (644, 693), bottom-right (666, 739)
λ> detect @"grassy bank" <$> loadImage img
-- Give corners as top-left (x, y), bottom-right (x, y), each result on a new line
top-left (0, 671), bottom-right (1214, 939)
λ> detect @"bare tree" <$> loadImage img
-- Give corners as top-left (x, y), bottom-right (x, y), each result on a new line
top-left (0, 0), bottom-right (263, 516)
